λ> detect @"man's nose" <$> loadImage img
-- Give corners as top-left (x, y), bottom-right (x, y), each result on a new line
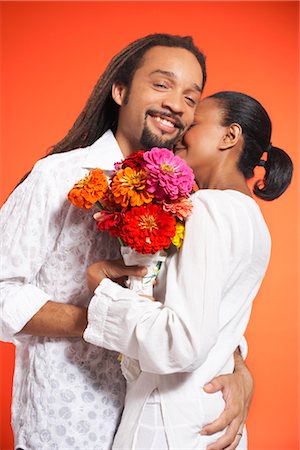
top-left (162, 91), bottom-right (185, 115)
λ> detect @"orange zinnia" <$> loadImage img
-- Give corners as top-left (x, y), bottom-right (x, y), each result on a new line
top-left (111, 167), bottom-right (154, 207)
top-left (68, 169), bottom-right (108, 209)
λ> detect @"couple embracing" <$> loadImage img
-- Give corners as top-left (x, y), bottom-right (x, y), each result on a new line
top-left (1, 34), bottom-right (292, 450)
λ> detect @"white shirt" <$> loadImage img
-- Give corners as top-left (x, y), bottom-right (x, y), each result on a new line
top-left (0, 131), bottom-right (126, 450)
top-left (84, 189), bottom-right (271, 449)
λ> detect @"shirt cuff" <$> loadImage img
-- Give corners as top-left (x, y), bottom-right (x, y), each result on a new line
top-left (83, 279), bottom-right (111, 347)
top-left (1, 284), bottom-right (51, 341)
top-left (83, 278), bottom-right (142, 347)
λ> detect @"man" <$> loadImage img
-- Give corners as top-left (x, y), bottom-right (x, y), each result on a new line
top-left (0, 34), bottom-right (252, 450)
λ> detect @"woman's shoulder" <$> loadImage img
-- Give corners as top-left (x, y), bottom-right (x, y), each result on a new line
top-left (192, 189), bottom-right (258, 215)
top-left (190, 189), bottom-right (269, 234)
top-left (189, 189), bottom-right (271, 259)
top-left (192, 188), bottom-right (254, 204)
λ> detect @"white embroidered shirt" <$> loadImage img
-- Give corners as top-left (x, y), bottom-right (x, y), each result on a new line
top-left (0, 130), bottom-right (126, 450)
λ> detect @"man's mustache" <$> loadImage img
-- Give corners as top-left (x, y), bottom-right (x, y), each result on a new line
top-left (145, 109), bottom-right (185, 131)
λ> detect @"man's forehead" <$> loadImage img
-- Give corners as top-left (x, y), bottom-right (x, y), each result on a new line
top-left (139, 46), bottom-right (203, 90)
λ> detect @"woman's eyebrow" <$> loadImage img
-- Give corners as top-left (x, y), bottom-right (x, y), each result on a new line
top-left (149, 69), bottom-right (202, 93)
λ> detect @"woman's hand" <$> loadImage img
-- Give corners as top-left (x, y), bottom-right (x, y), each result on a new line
top-left (201, 349), bottom-right (253, 450)
top-left (87, 259), bottom-right (147, 292)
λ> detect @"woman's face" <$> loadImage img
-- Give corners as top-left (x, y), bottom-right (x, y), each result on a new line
top-left (174, 98), bottom-right (226, 173)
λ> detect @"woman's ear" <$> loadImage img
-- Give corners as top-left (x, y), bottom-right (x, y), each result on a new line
top-left (112, 82), bottom-right (128, 106)
top-left (219, 123), bottom-right (242, 150)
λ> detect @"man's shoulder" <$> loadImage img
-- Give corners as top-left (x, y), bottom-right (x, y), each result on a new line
top-left (33, 130), bottom-right (122, 178)
top-left (20, 147), bottom-right (91, 202)
top-left (33, 147), bottom-right (88, 176)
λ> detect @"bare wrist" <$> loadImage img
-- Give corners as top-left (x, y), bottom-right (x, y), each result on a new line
top-left (87, 261), bottom-right (107, 292)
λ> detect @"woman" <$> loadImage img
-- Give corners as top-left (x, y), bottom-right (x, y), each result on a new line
top-left (83, 91), bottom-right (293, 449)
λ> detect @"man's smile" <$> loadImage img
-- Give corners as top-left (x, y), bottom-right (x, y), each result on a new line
top-left (146, 110), bottom-right (184, 135)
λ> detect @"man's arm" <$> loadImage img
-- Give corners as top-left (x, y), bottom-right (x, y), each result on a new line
top-left (200, 348), bottom-right (253, 450)
top-left (19, 301), bottom-right (88, 338)
top-left (0, 163), bottom-right (72, 341)
top-left (19, 262), bottom-right (147, 338)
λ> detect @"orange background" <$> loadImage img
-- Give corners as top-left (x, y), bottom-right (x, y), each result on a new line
top-left (1, 2), bottom-right (299, 449)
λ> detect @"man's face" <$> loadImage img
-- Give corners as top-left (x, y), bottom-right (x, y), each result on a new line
top-left (114, 46), bottom-right (203, 156)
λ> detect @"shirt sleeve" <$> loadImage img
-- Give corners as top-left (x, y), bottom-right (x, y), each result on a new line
top-left (0, 162), bottom-right (63, 342)
top-left (84, 193), bottom-right (246, 374)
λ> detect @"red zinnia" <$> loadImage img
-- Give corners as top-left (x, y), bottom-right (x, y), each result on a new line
top-left (114, 151), bottom-right (145, 170)
top-left (120, 204), bottom-right (176, 254)
top-left (96, 211), bottom-right (122, 238)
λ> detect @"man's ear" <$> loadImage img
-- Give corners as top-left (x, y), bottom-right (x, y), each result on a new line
top-left (219, 123), bottom-right (242, 150)
top-left (112, 82), bottom-right (128, 106)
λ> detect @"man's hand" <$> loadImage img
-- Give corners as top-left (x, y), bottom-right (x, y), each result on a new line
top-left (201, 349), bottom-right (254, 450)
top-left (87, 259), bottom-right (147, 292)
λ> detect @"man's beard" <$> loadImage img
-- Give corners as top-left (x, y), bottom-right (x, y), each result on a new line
top-left (140, 124), bottom-right (183, 151)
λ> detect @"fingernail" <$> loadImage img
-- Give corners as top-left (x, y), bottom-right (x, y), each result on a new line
top-left (200, 429), bottom-right (207, 435)
top-left (204, 382), bottom-right (213, 389)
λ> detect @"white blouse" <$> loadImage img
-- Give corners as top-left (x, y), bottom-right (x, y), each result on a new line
top-left (84, 189), bottom-right (271, 449)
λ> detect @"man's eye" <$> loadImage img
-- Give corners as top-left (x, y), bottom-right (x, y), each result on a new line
top-left (185, 97), bottom-right (196, 106)
top-left (153, 83), bottom-right (168, 89)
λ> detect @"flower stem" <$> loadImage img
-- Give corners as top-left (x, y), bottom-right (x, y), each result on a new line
top-left (96, 201), bottom-right (104, 211)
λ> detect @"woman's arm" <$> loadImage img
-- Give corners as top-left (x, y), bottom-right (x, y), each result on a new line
top-left (84, 193), bottom-right (253, 373)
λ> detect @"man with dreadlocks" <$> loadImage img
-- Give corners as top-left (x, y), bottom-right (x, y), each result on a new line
top-left (1, 34), bottom-right (253, 450)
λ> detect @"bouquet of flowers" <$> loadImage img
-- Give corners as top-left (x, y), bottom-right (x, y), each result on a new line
top-left (68, 147), bottom-right (194, 294)
top-left (68, 147), bottom-right (194, 381)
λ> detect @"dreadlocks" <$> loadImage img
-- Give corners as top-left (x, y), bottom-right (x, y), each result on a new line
top-left (48, 33), bottom-right (206, 156)
top-left (16, 34), bottom-right (206, 187)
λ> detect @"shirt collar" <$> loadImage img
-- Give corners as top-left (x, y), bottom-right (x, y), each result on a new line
top-left (81, 130), bottom-right (124, 171)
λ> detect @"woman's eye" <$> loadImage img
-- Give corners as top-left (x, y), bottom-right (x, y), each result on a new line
top-left (188, 122), bottom-right (197, 130)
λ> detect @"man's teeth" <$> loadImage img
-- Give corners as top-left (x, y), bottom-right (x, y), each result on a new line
top-left (153, 116), bottom-right (175, 128)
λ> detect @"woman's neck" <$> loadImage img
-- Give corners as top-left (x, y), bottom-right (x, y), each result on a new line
top-left (194, 164), bottom-right (252, 197)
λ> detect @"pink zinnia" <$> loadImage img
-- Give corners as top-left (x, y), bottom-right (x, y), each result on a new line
top-left (162, 198), bottom-right (193, 221)
top-left (142, 148), bottom-right (194, 201)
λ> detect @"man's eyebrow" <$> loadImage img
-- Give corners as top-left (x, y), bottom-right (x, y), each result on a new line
top-left (150, 70), bottom-right (202, 94)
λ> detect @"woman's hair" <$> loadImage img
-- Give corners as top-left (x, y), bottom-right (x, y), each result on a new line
top-left (49, 33), bottom-right (206, 156)
top-left (208, 91), bottom-right (293, 201)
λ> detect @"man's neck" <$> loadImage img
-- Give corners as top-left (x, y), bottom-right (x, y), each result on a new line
top-left (114, 131), bottom-right (140, 158)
